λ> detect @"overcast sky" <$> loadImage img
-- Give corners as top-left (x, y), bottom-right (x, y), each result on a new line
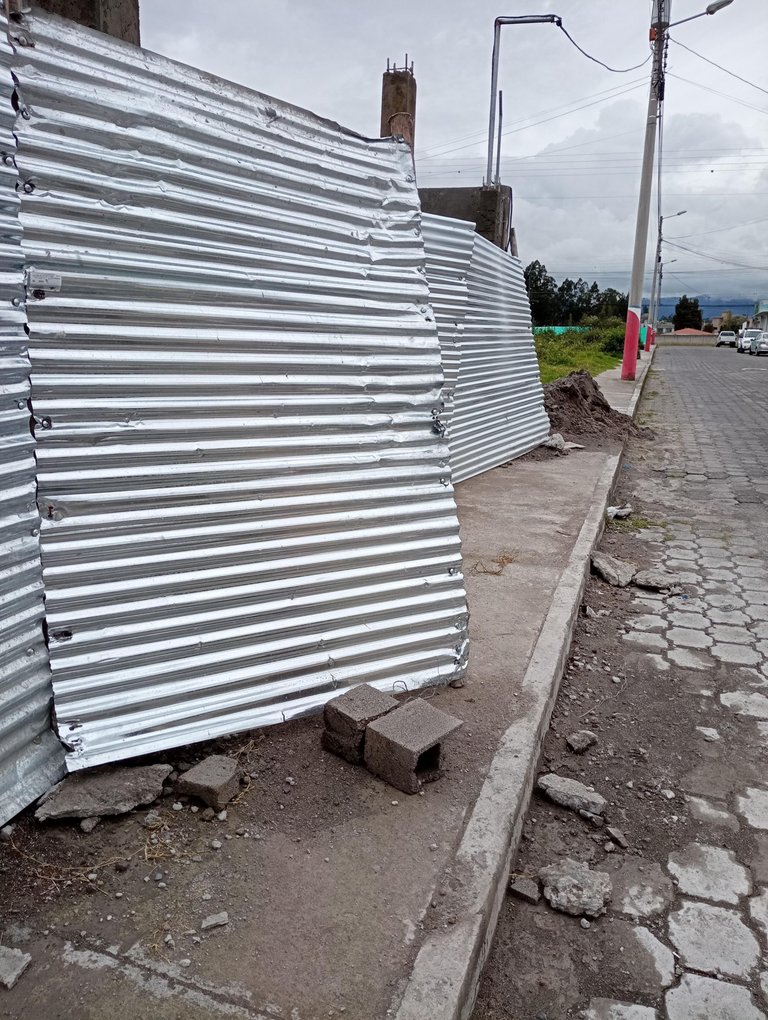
top-left (142, 1), bottom-right (767, 303)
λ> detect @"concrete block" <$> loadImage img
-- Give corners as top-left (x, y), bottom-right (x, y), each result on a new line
top-left (175, 755), bottom-right (240, 810)
top-left (323, 684), bottom-right (398, 740)
top-left (364, 699), bottom-right (462, 795)
top-left (0, 945), bottom-right (31, 989)
top-left (321, 727), bottom-right (364, 765)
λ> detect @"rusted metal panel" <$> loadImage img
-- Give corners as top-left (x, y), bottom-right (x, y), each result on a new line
top-left (0, 8), bottom-right (64, 825)
top-left (10, 11), bottom-right (468, 769)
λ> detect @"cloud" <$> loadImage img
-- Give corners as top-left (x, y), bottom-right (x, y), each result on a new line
top-left (141, 0), bottom-right (768, 302)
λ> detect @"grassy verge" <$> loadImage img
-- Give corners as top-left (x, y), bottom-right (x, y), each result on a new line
top-left (535, 325), bottom-right (623, 384)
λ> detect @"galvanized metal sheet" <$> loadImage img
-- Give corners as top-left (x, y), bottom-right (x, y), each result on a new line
top-left (420, 214), bottom-right (474, 434)
top-left (0, 9), bottom-right (64, 824)
top-left (448, 233), bottom-right (549, 483)
top-left (11, 12), bottom-right (468, 769)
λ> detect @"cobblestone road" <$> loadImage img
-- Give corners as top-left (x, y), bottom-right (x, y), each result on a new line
top-left (473, 347), bottom-right (768, 1019)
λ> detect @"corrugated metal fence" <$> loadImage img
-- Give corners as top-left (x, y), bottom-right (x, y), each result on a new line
top-left (423, 217), bottom-right (549, 483)
top-left (0, 12), bottom-right (548, 818)
top-left (0, 8), bottom-right (64, 826)
top-left (6, 11), bottom-right (468, 773)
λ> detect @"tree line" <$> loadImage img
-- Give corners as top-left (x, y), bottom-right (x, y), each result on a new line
top-left (523, 260), bottom-right (628, 327)
top-left (524, 260), bottom-right (719, 334)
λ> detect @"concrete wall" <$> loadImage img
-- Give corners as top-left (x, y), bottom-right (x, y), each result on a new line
top-left (418, 185), bottom-right (513, 250)
top-left (34, 0), bottom-right (140, 44)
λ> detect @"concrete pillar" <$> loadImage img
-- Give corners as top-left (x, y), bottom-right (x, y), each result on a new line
top-left (380, 63), bottom-right (416, 150)
top-left (33, 0), bottom-right (140, 44)
top-left (418, 184), bottom-right (514, 251)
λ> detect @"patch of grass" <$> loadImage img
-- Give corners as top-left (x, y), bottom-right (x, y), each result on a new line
top-left (536, 326), bottom-right (622, 384)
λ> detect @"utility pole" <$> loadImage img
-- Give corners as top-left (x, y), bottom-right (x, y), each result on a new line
top-left (620, 0), bottom-right (669, 380)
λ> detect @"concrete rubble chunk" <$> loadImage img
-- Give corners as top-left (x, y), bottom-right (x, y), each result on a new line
top-left (509, 877), bottom-right (540, 904)
top-left (176, 755), bottom-right (240, 811)
top-left (0, 945), bottom-right (31, 989)
top-left (539, 857), bottom-right (611, 917)
top-left (537, 773), bottom-right (606, 816)
top-left (364, 699), bottom-right (462, 795)
top-left (322, 684), bottom-right (398, 764)
top-left (200, 912), bottom-right (229, 931)
top-left (566, 729), bottom-right (598, 754)
top-left (543, 432), bottom-right (566, 452)
top-left (632, 569), bottom-right (684, 591)
top-left (606, 826), bottom-right (628, 849)
top-left (591, 552), bottom-right (637, 588)
top-left (35, 764), bottom-right (172, 822)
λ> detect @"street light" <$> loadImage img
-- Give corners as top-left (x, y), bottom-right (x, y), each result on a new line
top-left (620, 0), bottom-right (736, 380)
top-left (485, 15), bottom-right (562, 186)
top-left (669, 0), bottom-right (734, 27)
top-left (649, 210), bottom-right (686, 332)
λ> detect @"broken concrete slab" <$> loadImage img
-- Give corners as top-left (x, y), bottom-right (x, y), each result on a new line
top-left (35, 764), bottom-right (172, 822)
top-left (566, 730), bottom-right (598, 754)
top-left (668, 899), bottom-right (760, 979)
top-left (666, 972), bottom-right (764, 1020)
top-left (175, 756), bottom-right (240, 811)
top-left (537, 773), bottom-right (606, 816)
top-left (581, 999), bottom-right (657, 1020)
top-left (364, 699), bottom-right (462, 795)
top-left (603, 858), bottom-right (675, 919)
top-left (539, 857), bottom-right (611, 917)
top-left (667, 842), bottom-right (751, 905)
top-left (0, 945), bottom-right (31, 990)
top-left (591, 552), bottom-right (637, 588)
top-left (632, 569), bottom-right (684, 591)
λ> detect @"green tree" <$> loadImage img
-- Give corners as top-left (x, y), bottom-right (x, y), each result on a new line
top-left (673, 295), bottom-right (703, 330)
top-left (524, 260), bottom-right (559, 326)
top-left (721, 310), bottom-right (746, 333)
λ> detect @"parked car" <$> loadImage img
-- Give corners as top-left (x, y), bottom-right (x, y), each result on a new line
top-left (748, 332), bottom-right (768, 356)
top-left (737, 329), bottom-right (761, 353)
top-left (716, 330), bottom-right (736, 347)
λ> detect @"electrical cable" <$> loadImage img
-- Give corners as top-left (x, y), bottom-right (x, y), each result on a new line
top-left (669, 36), bottom-right (768, 99)
top-left (667, 73), bottom-right (768, 117)
top-left (664, 240), bottom-right (768, 271)
top-left (555, 21), bottom-right (653, 74)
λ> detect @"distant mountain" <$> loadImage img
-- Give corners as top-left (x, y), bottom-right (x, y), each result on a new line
top-left (656, 295), bottom-right (756, 319)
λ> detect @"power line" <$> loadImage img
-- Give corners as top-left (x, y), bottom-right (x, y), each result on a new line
top-left (667, 214), bottom-right (768, 241)
top-left (664, 240), bottom-right (768, 272)
top-left (667, 73), bottom-right (768, 117)
top-left (556, 21), bottom-right (652, 74)
top-left (669, 37), bottom-right (768, 99)
top-left (420, 81), bottom-right (647, 160)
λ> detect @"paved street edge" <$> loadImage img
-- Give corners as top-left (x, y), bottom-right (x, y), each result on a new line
top-left (394, 354), bottom-right (655, 1020)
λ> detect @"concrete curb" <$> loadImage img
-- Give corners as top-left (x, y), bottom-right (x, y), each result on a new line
top-left (393, 363), bottom-right (653, 1020)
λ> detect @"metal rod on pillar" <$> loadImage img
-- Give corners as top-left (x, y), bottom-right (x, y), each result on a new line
top-left (494, 90), bottom-right (503, 185)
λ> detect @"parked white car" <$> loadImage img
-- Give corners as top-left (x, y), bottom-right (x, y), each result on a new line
top-left (748, 332), bottom-right (768, 356)
top-left (716, 330), bottom-right (736, 347)
top-left (737, 329), bottom-right (761, 353)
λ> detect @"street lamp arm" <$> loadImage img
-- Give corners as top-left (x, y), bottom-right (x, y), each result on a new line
top-left (668, 0), bottom-right (734, 28)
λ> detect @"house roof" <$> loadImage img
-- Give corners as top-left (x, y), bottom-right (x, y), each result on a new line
top-left (671, 328), bottom-right (711, 336)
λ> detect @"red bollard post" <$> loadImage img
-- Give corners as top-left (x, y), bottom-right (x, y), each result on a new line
top-left (621, 307), bottom-right (640, 380)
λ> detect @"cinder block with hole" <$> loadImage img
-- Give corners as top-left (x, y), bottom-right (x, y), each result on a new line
top-left (322, 683), bottom-right (399, 764)
top-left (364, 699), bottom-right (463, 794)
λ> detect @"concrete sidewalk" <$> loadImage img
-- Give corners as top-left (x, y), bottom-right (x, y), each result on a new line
top-left (0, 356), bottom-right (653, 1020)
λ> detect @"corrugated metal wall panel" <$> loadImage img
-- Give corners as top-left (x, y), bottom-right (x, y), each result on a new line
top-left (420, 215), bottom-right (474, 435)
top-left (448, 233), bottom-right (549, 484)
top-left (0, 10), bottom-right (64, 824)
top-left (11, 12), bottom-right (468, 769)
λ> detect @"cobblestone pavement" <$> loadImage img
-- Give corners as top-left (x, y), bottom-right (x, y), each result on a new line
top-left (473, 347), bottom-right (768, 1019)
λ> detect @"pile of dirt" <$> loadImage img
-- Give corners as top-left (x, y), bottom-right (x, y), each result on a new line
top-left (543, 370), bottom-right (653, 444)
